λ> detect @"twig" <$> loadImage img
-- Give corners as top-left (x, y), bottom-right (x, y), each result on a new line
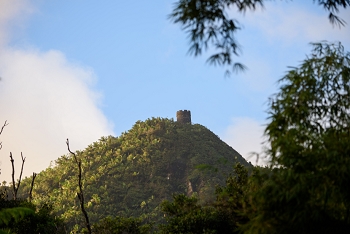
top-left (17, 153), bottom-right (26, 192)
top-left (29, 172), bottom-right (37, 202)
top-left (0, 120), bottom-right (9, 151)
top-left (0, 120), bottom-right (8, 135)
top-left (66, 139), bottom-right (91, 234)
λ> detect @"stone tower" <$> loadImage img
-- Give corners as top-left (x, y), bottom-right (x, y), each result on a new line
top-left (176, 110), bottom-right (191, 124)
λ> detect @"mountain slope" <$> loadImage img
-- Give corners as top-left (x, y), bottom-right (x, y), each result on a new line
top-left (19, 117), bottom-right (250, 230)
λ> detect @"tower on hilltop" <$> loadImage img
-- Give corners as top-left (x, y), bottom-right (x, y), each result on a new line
top-left (176, 110), bottom-right (191, 124)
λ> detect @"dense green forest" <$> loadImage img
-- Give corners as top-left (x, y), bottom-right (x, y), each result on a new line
top-left (1, 42), bottom-right (350, 233)
top-left (9, 118), bottom-right (248, 232)
top-left (0, 12), bottom-right (349, 231)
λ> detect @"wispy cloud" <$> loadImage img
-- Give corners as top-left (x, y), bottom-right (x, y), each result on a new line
top-left (230, 2), bottom-right (350, 45)
top-left (0, 0), bottom-right (114, 182)
top-left (0, 0), bottom-right (35, 46)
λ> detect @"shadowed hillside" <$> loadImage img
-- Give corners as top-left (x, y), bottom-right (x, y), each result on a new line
top-left (18, 117), bottom-right (249, 230)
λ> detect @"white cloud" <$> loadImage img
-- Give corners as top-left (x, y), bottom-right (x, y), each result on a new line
top-left (0, 1), bottom-right (114, 182)
top-left (0, 0), bottom-right (35, 46)
top-left (222, 117), bottom-right (269, 166)
top-left (231, 2), bottom-right (350, 45)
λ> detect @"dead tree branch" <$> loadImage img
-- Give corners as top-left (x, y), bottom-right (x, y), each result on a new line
top-left (10, 152), bottom-right (26, 200)
top-left (18, 152), bottom-right (25, 191)
top-left (0, 120), bottom-right (8, 135)
top-left (29, 172), bottom-right (37, 202)
top-left (66, 139), bottom-right (91, 234)
top-left (0, 120), bottom-right (9, 151)
top-left (10, 153), bottom-right (15, 199)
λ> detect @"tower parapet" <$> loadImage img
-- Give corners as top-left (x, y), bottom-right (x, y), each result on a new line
top-left (176, 110), bottom-right (191, 124)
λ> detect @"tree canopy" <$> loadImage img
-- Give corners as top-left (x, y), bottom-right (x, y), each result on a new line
top-left (18, 118), bottom-right (248, 232)
top-left (6, 41), bottom-right (350, 232)
top-left (242, 41), bottom-right (350, 233)
top-left (155, 41), bottom-right (350, 234)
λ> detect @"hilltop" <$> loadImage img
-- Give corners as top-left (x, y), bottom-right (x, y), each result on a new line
top-left (18, 117), bottom-right (249, 230)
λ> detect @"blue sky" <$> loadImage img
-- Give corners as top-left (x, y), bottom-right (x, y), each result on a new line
top-left (0, 0), bottom-right (349, 182)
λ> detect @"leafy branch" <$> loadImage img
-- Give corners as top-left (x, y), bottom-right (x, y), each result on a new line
top-left (170, 0), bottom-right (349, 75)
top-left (0, 207), bottom-right (34, 226)
top-left (169, 0), bottom-right (260, 75)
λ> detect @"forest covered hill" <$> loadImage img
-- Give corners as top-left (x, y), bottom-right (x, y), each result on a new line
top-left (3, 42), bottom-right (350, 233)
top-left (17, 117), bottom-right (250, 231)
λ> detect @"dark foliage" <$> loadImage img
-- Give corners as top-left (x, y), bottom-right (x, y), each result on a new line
top-left (0, 195), bottom-right (65, 234)
top-left (170, 0), bottom-right (349, 75)
top-left (242, 41), bottom-right (350, 233)
top-left (93, 216), bottom-right (152, 234)
top-left (159, 163), bottom-right (268, 234)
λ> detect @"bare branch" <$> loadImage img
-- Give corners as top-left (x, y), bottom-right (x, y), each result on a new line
top-left (0, 120), bottom-right (8, 136)
top-left (16, 153), bottom-right (26, 196)
top-left (66, 139), bottom-right (79, 164)
top-left (66, 138), bottom-right (91, 234)
top-left (0, 120), bottom-right (9, 151)
top-left (10, 152), bottom-right (16, 200)
top-left (9, 152), bottom-right (26, 200)
top-left (29, 172), bottom-right (37, 202)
